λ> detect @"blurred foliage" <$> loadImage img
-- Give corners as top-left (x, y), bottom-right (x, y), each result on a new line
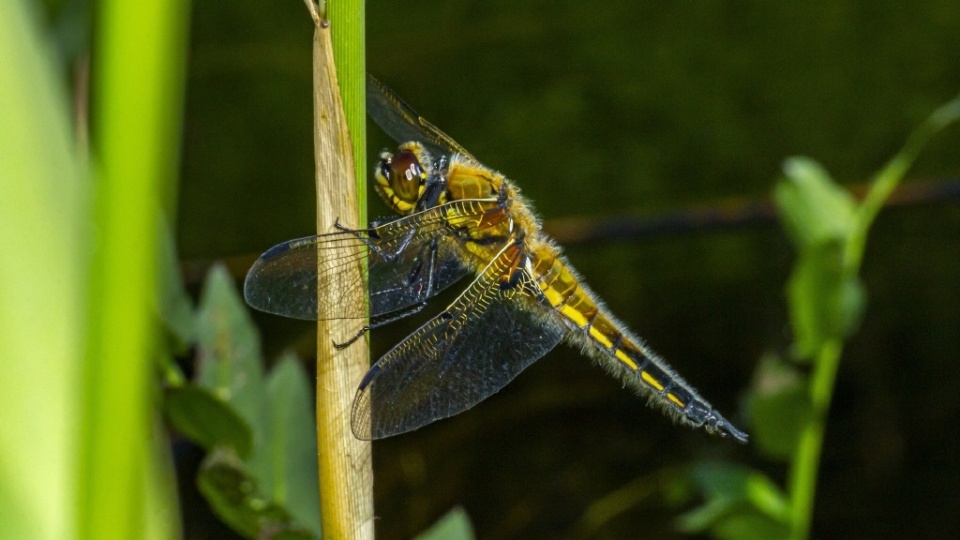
top-left (748, 355), bottom-right (811, 461)
top-left (3, 0), bottom-right (188, 538)
top-left (412, 507), bottom-right (476, 540)
top-left (676, 462), bottom-right (789, 540)
top-left (1, 2), bottom-right (88, 538)
top-left (160, 262), bottom-right (322, 540)
top-left (159, 255), bottom-right (479, 540)
top-left (675, 95), bottom-right (960, 540)
top-left (14, 0), bottom-right (960, 539)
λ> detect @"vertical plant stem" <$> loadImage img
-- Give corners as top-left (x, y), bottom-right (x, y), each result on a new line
top-left (81, 0), bottom-right (189, 539)
top-left (329, 0), bottom-right (367, 225)
top-left (787, 339), bottom-right (842, 540)
top-left (786, 96), bottom-right (960, 540)
top-left (305, 1), bottom-right (373, 539)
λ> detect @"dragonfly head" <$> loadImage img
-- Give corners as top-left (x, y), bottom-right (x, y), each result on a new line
top-left (374, 143), bottom-right (431, 215)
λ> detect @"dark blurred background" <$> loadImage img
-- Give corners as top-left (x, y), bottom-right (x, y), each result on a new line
top-left (172, 1), bottom-right (960, 539)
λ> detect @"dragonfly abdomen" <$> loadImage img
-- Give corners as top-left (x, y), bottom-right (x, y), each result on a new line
top-left (530, 247), bottom-right (747, 441)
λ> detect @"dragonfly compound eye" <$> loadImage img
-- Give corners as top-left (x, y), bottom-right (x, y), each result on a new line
top-left (385, 150), bottom-right (425, 205)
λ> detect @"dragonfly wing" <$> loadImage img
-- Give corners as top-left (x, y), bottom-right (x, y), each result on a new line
top-left (351, 243), bottom-right (569, 440)
top-left (367, 74), bottom-right (479, 163)
top-left (244, 199), bottom-right (504, 321)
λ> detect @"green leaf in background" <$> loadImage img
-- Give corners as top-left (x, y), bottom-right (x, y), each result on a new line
top-left (198, 447), bottom-right (317, 540)
top-left (708, 511), bottom-right (790, 540)
top-left (412, 507), bottom-right (476, 540)
top-left (677, 462), bottom-right (790, 539)
top-left (183, 265), bottom-right (324, 539)
top-left (164, 385), bottom-right (254, 460)
top-left (785, 242), bottom-right (866, 358)
top-left (775, 156), bottom-right (866, 358)
top-left (195, 263), bottom-right (273, 493)
top-left (749, 355), bottom-right (812, 461)
top-left (266, 354), bottom-right (323, 538)
top-left (774, 157), bottom-right (856, 250)
top-left (157, 216), bottom-right (196, 352)
top-left (677, 496), bottom-right (740, 533)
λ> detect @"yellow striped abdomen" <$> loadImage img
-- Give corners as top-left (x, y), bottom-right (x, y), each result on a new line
top-left (529, 246), bottom-right (742, 438)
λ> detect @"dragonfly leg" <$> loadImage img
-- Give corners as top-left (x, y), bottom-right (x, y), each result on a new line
top-left (333, 216), bottom-right (416, 262)
top-left (412, 237), bottom-right (439, 295)
top-left (415, 171), bottom-right (447, 212)
top-left (332, 301), bottom-right (430, 350)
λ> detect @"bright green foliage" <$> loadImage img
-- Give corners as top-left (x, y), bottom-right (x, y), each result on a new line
top-left (0, 2), bottom-right (87, 538)
top-left (412, 507), bottom-right (476, 540)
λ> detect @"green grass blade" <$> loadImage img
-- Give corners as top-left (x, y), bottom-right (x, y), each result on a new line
top-left (78, 0), bottom-right (190, 538)
top-left (0, 2), bottom-right (86, 539)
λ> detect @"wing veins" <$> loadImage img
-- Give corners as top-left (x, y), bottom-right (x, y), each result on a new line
top-left (351, 242), bottom-right (569, 439)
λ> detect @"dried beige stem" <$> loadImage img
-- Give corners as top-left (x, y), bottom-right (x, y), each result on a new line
top-left (308, 5), bottom-right (374, 539)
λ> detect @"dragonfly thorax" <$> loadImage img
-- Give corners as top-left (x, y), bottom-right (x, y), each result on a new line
top-left (374, 143), bottom-right (431, 215)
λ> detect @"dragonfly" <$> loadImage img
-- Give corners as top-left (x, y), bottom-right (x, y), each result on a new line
top-left (244, 75), bottom-right (748, 443)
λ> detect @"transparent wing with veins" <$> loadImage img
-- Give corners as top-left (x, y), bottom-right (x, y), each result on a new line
top-left (244, 199), bottom-right (503, 323)
top-left (367, 74), bottom-right (480, 164)
top-left (351, 242), bottom-right (569, 440)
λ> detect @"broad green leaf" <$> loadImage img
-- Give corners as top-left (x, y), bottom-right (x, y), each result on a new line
top-left (195, 264), bottom-right (272, 492)
top-left (164, 386), bottom-right (253, 459)
top-left (266, 354), bottom-right (322, 537)
top-left (775, 157), bottom-right (856, 250)
top-left (198, 447), bottom-right (317, 540)
top-left (412, 507), bottom-right (476, 540)
top-left (750, 355), bottom-right (812, 460)
top-left (786, 242), bottom-right (866, 358)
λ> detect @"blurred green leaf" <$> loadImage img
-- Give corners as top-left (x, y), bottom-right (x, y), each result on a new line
top-left (775, 157), bottom-right (866, 358)
top-left (157, 216), bottom-right (196, 351)
top-left (412, 507), bottom-right (475, 540)
top-left (48, 0), bottom-right (90, 72)
top-left (775, 157), bottom-right (856, 250)
top-left (190, 266), bottom-right (323, 539)
top-left (198, 447), bottom-right (317, 540)
top-left (750, 355), bottom-right (812, 461)
top-left (266, 354), bottom-right (322, 537)
top-left (164, 385), bottom-right (253, 459)
top-left (677, 497), bottom-right (739, 533)
top-left (679, 462), bottom-right (790, 536)
top-left (785, 242), bottom-right (866, 358)
top-left (710, 511), bottom-right (790, 540)
top-left (195, 263), bottom-right (273, 493)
